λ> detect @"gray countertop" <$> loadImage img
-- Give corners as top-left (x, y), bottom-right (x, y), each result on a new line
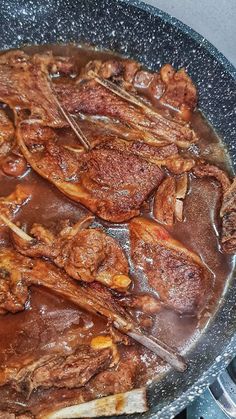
top-left (143, 0), bottom-right (236, 68)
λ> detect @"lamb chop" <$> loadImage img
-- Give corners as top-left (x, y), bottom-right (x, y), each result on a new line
top-left (0, 342), bottom-right (114, 396)
top-left (16, 122), bottom-right (164, 222)
top-left (11, 215), bottom-right (131, 292)
top-left (0, 50), bottom-right (197, 148)
top-left (0, 50), bottom-right (75, 128)
top-left (55, 76), bottom-right (198, 148)
top-left (80, 58), bottom-right (197, 120)
top-left (0, 247), bottom-right (186, 371)
top-left (129, 217), bottom-right (212, 314)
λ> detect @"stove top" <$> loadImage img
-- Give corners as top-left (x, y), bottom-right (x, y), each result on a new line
top-left (175, 358), bottom-right (236, 419)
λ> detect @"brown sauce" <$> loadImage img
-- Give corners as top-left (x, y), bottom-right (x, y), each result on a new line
top-left (0, 44), bottom-right (234, 415)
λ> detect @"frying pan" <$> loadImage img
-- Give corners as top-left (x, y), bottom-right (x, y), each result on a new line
top-left (0, 0), bottom-right (236, 417)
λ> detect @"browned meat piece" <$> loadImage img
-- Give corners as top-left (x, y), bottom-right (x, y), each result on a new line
top-left (118, 293), bottom-right (161, 314)
top-left (2, 346), bottom-right (112, 395)
top-left (153, 177), bottom-right (176, 226)
top-left (82, 58), bottom-right (197, 121)
top-left (17, 123), bottom-right (164, 222)
top-left (19, 122), bottom-right (57, 148)
top-left (34, 51), bottom-right (77, 75)
top-left (0, 185), bottom-right (31, 225)
top-left (0, 249), bottom-right (32, 314)
top-left (0, 247), bottom-right (134, 332)
top-left (162, 154), bottom-right (195, 174)
top-left (0, 109), bottom-right (15, 157)
top-left (55, 79), bottom-right (197, 147)
top-left (90, 348), bottom-right (139, 397)
top-left (129, 142), bottom-right (178, 159)
top-left (0, 267), bottom-right (28, 315)
top-left (134, 64), bottom-right (197, 121)
top-left (193, 163), bottom-right (231, 193)
top-left (80, 58), bottom-right (140, 86)
top-left (58, 229), bottom-right (130, 289)
top-left (159, 65), bottom-right (197, 117)
top-left (1, 153), bottom-right (28, 178)
top-left (12, 216), bottom-right (131, 291)
top-left (220, 178), bottom-right (236, 253)
top-left (80, 146), bottom-right (163, 221)
top-left (25, 347), bottom-right (112, 392)
top-left (0, 247), bottom-right (186, 371)
top-left (0, 51), bottom-right (65, 127)
top-left (103, 139), bottom-right (195, 174)
top-left (129, 217), bottom-right (212, 314)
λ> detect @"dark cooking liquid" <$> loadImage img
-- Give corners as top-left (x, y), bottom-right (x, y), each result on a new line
top-left (0, 44), bottom-right (234, 414)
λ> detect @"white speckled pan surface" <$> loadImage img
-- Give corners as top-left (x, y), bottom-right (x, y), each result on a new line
top-left (0, 0), bottom-right (235, 417)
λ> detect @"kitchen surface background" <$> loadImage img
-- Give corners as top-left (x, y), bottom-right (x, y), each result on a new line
top-left (142, 0), bottom-right (236, 67)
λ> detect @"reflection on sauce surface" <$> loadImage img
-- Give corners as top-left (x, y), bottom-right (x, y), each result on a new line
top-left (0, 44), bottom-right (234, 414)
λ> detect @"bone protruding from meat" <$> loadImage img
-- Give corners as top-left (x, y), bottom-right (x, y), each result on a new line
top-left (10, 216), bottom-right (131, 292)
top-left (16, 123), bottom-right (164, 222)
top-left (42, 387), bottom-right (148, 418)
top-left (0, 247), bottom-right (186, 371)
top-left (193, 163), bottom-right (235, 253)
top-left (59, 76), bottom-right (197, 148)
top-left (0, 185), bottom-right (31, 227)
top-left (82, 59), bottom-right (197, 120)
top-left (0, 214), bottom-right (32, 242)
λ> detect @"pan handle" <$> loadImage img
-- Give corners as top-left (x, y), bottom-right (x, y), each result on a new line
top-left (209, 367), bottom-right (236, 418)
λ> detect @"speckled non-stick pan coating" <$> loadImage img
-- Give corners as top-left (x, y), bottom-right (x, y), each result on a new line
top-left (0, 0), bottom-right (235, 417)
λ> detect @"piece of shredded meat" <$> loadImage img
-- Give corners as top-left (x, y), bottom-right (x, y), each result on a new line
top-left (0, 109), bottom-right (15, 157)
top-left (1, 346), bottom-right (113, 396)
top-left (220, 178), bottom-right (236, 253)
top-left (0, 109), bottom-right (28, 178)
top-left (153, 176), bottom-right (176, 226)
top-left (129, 217), bottom-right (212, 314)
top-left (118, 293), bottom-right (161, 314)
top-left (0, 51), bottom-right (66, 127)
top-left (12, 216), bottom-right (131, 291)
top-left (89, 347), bottom-right (139, 397)
top-left (193, 163), bottom-right (231, 193)
top-left (80, 58), bottom-right (197, 121)
top-left (0, 247), bottom-right (134, 331)
top-left (0, 248), bottom-right (32, 314)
